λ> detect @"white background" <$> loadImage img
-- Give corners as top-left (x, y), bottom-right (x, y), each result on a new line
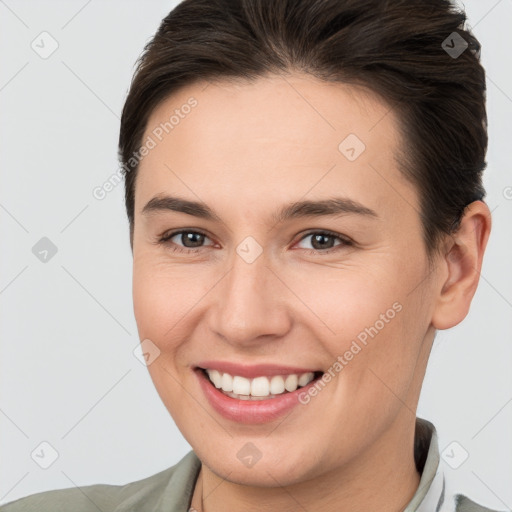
top-left (1, 0), bottom-right (511, 509)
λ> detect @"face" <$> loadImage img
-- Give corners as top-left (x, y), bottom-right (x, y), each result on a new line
top-left (131, 73), bottom-right (439, 486)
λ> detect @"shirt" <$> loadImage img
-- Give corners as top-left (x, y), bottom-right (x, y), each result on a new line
top-left (0, 417), bottom-right (503, 512)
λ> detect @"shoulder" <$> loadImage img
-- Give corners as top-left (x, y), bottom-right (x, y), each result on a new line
top-left (455, 493), bottom-right (508, 512)
top-left (0, 451), bottom-right (200, 512)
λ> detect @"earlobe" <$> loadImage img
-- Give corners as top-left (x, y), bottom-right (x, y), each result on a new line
top-left (431, 201), bottom-right (492, 330)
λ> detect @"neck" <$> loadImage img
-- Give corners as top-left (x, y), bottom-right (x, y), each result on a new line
top-left (192, 415), bottom-right (422, 512)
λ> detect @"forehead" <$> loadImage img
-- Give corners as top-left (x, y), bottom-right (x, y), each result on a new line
top-left (135, 73), bottom-right (417, 220)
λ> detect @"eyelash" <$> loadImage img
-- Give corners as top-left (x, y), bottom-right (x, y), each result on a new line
top-left (157, 229), bottom-right (353, 256)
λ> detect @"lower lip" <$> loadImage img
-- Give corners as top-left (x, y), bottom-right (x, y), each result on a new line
top-left (195, 369), bottom-right (322, 424)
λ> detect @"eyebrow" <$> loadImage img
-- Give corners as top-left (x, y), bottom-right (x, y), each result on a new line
top-left (141, 195), bottom-right (378, 223)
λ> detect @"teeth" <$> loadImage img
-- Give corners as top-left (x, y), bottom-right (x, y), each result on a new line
top-left (284, 374), bottom-right (298, 392)
top-left (270, 376), bottom-right (285, 395)
top-left (298, 372), bottom-right (314, 387)
top-left (233, 376), bottom-right (251, 395)
top-left (208, 369), bottom-right (222, 388)
top-left (221, 372), bottom-right (233, 392)
top-left (205, 369), bottom-right (316, 398)
top-left (251, 376), bottom-right (270, 397)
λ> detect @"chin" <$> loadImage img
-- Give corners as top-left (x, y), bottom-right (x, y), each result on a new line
top-left (194, 438), bottom-right (324, 487)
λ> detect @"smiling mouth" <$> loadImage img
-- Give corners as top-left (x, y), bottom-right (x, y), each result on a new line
top-left (198, 368), bottom-right (324, 400)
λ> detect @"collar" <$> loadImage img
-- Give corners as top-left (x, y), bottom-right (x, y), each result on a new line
top-left (407, 417), bottom-right (456, 512)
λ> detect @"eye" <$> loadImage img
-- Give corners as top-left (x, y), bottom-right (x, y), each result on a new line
top-left (158, 230), bottom-right (215, 253)
top-left (295, 230), bottom-right (353, 254)
top-left (157, 229), bottom-right (353, 255)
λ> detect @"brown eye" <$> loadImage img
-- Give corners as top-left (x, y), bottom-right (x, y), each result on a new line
top-left (296, 231), bottom-right (352, 253)
top-left (175, 231), bottom-right (206, 248)
top-left (159, 230), bottom-right (214, 251)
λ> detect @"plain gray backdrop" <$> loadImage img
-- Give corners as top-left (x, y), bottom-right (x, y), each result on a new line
top-left (1, 0), bottom-right (511, 508)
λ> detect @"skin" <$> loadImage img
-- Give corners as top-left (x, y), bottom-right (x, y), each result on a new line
top-left (131, 73), bottom-right (491, 512)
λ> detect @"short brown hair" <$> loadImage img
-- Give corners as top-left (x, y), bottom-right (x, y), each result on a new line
top-left (118, 0), bottom-right (487, 262)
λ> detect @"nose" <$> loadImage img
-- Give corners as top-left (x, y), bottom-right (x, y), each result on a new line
top-left (208, 247), bottom-right (292, 347)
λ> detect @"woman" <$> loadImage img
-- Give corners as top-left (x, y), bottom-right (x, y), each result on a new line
top-left (1, 0), bottom-right (501, 510)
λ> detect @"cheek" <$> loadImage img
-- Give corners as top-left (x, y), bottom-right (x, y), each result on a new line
top-left (286, 257), bottom-right (427, 389)
top-left (132, 256), bottom-right (201, 338)
top-left (132, 258), bottom-right (202, 415)
top-left (283, 260), bottom-right (403, 343)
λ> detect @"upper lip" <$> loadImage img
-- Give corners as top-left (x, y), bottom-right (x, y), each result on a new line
top-left (195, 361), bottom-right (321, 379)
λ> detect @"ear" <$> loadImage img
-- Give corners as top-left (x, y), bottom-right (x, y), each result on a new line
top-left (431, 200), bottom-right (492, 330)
